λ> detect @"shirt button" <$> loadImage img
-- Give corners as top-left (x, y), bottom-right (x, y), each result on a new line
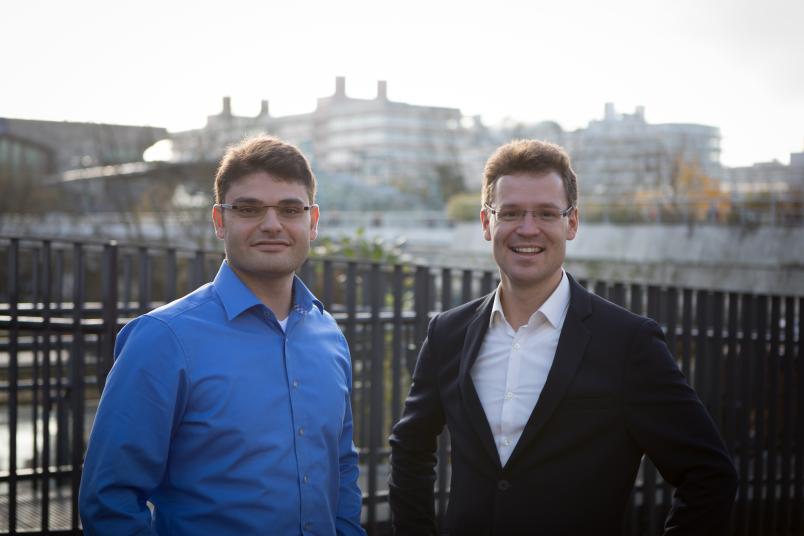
top-left (303, 474), bottom-right (310, 484)
top-left (502, 437), bottom-right (511, 446)
top-left (504, 391), bottom-right (514, 401)
top-left (298, 427), bottom-right (305, 436)
top-left (303, 521), bottom-right (312, 531)
top-left (513, 343), bottom-right (520, 350)
top-left (292, 380), bottom-right (299, 389)
top-left (498, 479), bottom-right (511, 491)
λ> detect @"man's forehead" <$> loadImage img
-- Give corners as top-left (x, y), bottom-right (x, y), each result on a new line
top-left (226, 172), bottom-right (309, 201)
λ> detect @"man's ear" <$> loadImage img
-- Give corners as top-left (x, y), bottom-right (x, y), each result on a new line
top-left (309, 204), bottom-right (320, 241)
top-left (212, 206), bottom-right (225, 239)
top-left (480, 208), bottom-right (492, 241)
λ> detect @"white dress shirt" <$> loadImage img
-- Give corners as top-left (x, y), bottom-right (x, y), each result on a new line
top-left (470, 271), bottom-right (571, 466)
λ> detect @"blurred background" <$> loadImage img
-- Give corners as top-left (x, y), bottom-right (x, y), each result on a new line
top-left (1, 0), bottom-right (803, 534)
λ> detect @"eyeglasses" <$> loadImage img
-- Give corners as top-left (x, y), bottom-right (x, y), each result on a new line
top-left (214, 203), bottom-right (314, 220)
top-left (484, 203), bottom-right (575, 224)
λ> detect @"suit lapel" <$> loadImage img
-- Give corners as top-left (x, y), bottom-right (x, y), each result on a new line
top-left (507, 276), bottom-right (592, 465)
top-left (457, 292), bottom-right (501, 468)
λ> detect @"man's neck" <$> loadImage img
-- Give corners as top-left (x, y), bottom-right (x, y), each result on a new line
top-left (499, 270), bottom-right (563, 330)
top-left (232, 266), bottom-right (295, 320)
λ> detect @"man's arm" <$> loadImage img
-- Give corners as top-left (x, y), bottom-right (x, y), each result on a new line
top-left (335, 335), bottom-right (367, 536)
top-left (79, 316), bottom-right (188, 536)
top-left (624, 319), bottom-right (738, 536)
top-left (388, 315), bottom-right (446, 536)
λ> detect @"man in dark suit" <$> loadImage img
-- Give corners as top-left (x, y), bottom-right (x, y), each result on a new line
top-left (389, 140), bottom-right (738, 535)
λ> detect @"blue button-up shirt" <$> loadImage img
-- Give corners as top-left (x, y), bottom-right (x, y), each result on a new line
top-left (79, 261), bottom-right (366, 536)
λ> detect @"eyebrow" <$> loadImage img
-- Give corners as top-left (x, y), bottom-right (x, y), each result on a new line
top-left (231, 196), bottom-right (307, 205)
top-left (496, 202), bottom-right (562, 209)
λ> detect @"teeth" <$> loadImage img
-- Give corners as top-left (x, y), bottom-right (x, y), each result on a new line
top-left (513, 247), bottom-right (542, 253)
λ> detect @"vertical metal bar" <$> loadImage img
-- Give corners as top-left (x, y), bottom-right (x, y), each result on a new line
top-left (612, 282), bottom-right (626, 308)
top-left (345, 262), bottom-right (360, 445)
top-left (711, 292), bottom-right (724, 425)
top-left (100, 241), bottom-right (118, 392)
top-left (70, 242), bottom-right (86, 530)
top-left (122, 252), bottom-right (132, 314)
top-left (391, 265), bottom-right (403, 426)
top-left (766, 296), bottom-right (780, 531)
top-left (681, 289), bottom-right (693, 377)
top-left (41, 241), bottom-right (52, 531)
top-left (480, 270), bottom-right (493, 296)
top-left (7, 237), bottom-right (19, 533)
top-left (594, 280), bottom-right (608, 300)
top-left (736, 293), bottom-right (754, 536)
top-left (412, 266), bottom-right (430, 376)
top-left (322, 259), bottom-right (334, 309)
top-left (694, 291), bottom-right (709, 407)
top-left (461, 269), bottom-right (473, 303)
top-left (724, 293), bottom-right (739, 453)
top-left (441, 268), bottom-right (452, 311)
top-left (192, 249), bottom-right (206, 289)
top-left (32, 247), bottom-right (41, 489)
top-left (299, 258), bottom-right (313, 286)
top-left (165, 247), bottom-right (177, 303)
top-left (138, 246), bottom-right (150, 315)
top-left (752, 295), bottom-right (768, 536)
top-left (780, 297), bottom-right (794, 533)
top-left (630, 284), bottom-right (643, 315)
top-left (366, 264), bottom-right (384, 534)
top-left (720, 292), bottom-right (738, 534)
top-left (662, 286), bottom-right (678, 517)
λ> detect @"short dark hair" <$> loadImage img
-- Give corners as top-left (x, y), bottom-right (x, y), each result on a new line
top-left (482, 139), bottom-right (578, 208)
top-left (214, 135), bottom-right (316, 204)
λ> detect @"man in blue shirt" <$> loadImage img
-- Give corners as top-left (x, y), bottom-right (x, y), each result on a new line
top-left (79, 136), bottom-right (366, 535)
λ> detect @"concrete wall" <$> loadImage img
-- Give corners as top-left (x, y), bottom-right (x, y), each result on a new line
top-left (446, 222), bottom-right (804, 295)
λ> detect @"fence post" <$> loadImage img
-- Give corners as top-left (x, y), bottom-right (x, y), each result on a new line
top-left (100, 241), bottom-right (118, 392)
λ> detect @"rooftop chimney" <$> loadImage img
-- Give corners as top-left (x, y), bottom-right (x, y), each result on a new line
top-left (377, 80), bottom-right (388, 100)
top-left (604, 102), bottom-right (615, 120)
top-left (259, 99), bottom-right (270, 117)
top-left (635, 105), bottom-right (645, 120)
top-left (222, 96), bottom-right (232, 117)
top-left (335, 76), bottom-right (346, 98)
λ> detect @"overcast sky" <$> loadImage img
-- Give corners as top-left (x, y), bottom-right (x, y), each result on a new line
top-left (2, 0), bottom-right (802, 167)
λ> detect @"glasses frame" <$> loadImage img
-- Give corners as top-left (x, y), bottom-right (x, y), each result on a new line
top-left (483, 203), bottom-right (575, 223)
top-left (214, 203), bottom-right (314, 220)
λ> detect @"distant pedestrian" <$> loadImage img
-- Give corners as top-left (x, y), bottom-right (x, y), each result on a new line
top-left (389, 139), bottom-right (738, 535)
top-left (80, 136), bottom-right (366, 535)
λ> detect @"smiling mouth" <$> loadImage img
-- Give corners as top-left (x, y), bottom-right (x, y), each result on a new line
top-left (510, 246), bottom-right (544, 254)
top-left (252, 240), bottom-right (290, 248)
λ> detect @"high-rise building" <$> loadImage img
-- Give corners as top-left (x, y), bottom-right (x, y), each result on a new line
top-left (170, 77), bottom-right (464, 188)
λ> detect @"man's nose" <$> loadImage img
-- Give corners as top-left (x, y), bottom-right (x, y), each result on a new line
top-left (258, 207), bottom-right (283, 231)
top-left (516, 212), bottom-right (542, 234)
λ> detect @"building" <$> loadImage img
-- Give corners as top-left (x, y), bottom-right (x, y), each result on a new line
top-left (170, 77), bottom-right (464, 189)
top-left (564, 103), bottom-right (721, 196)
top-left (722, 151), bottom-right (804, 195)
top-left (0, 117), bottom-right (167, 175)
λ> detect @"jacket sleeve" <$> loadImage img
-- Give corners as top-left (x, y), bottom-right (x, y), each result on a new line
top-left (335, 334), bottom-right (368, 536)
top-left (79, 315), bottom-right (189, 536)
top-left (388, 314), bottom-right (445, 536)
top-left (623, 319), bottom-right (738, 536)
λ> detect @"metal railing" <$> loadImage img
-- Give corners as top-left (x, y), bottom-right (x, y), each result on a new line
top-left (1, 235), bottom-right (802, 535)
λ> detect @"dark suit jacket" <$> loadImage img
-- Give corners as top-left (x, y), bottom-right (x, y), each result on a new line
top-left (389, 275), bottom-right (738, 536)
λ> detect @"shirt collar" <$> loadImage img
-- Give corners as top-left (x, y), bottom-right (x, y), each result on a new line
top-left (213, 260), bottom-right (324, 321)
top-left (490, 270), bottom-right (570, 329)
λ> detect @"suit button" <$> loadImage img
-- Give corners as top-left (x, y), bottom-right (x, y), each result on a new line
top-left (498, 479), bottom-right (510, 491)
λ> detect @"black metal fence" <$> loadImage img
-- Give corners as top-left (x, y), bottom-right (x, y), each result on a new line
top-left (1, 235), bottom-right (802, 535)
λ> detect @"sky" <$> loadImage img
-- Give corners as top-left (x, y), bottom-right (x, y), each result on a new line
top-left (2, 0), bottom-right (802, 167)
